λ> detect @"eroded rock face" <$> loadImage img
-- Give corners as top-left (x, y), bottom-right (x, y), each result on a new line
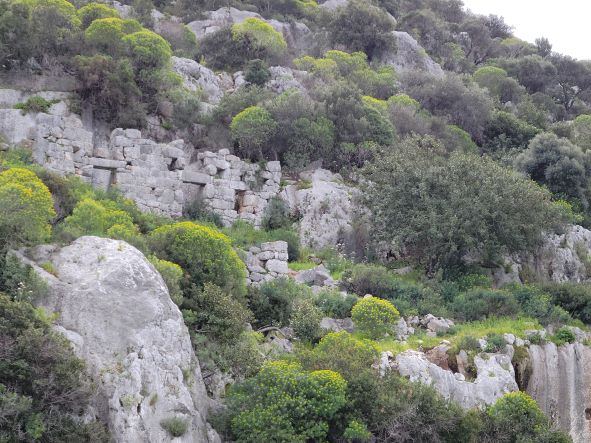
top-left (171, 57), bottom-right (229, 105)
top-left (187, 7), bottom-right (312, 54)
top-left (527, 343), bottom-right (591, 443)
top-left (395, 350), bottom-right (518, 409)
top-left (17, 237), bottom-right (219, 443)
top-left (282, 169), bottom-right (357, 248)
top-left (379, 31), bottom-right (444, 77)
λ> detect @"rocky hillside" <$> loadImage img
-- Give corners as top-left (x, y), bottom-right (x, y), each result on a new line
top-left (2, 0), bottom-right (591, 442)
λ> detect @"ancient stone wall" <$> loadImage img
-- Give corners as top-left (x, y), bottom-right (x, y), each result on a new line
top-left (0, 90), bottom-right (282, 225)
top-left (244, 240), bottom-right (289, 285)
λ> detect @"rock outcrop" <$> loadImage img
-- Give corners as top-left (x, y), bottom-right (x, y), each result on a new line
top-left (492, 225), bottom-right (591, 285)
top-left (171, 57), bottom-right (231, 105)
top-left (394, 350), bottom-right (518, 409)
top-left (187, 7), bottom-right (312, 54)
top-left (380, 31), bottom-right (444, 77)
top-left (17, 237), bottom-right (219, 443)
top-left (527, 343), bottom-right (591, 443)
top-left (282, 169), bottom-right (357, 248)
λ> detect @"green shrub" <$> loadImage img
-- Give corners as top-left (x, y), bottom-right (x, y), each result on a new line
top-left (60, 198), bottom-right (136, 239)
top-left (504, 284), bottom-right (571, 325)
top-left (230, 106), bottom-right (277, 160)
top-left (231, 18), bottom-right (287, 61)
top-left (148, 221), bottom-right (246, 296)
top-left (77, 2), bottom-right (119, 29)
top-left (262, 196), bottom-right (291, 230)
top-left (0, 254), bottom-right (48, 303)
top-left (315, 288), bottom-right (358, 318)
top-left (123, 30), bottom-right (172, 70)
top-left (244, 59), bottom-right (271, 86)
top-left (160, 417), bottom-right (188, 437)
top-left (343, 420), bottom-right (372, 441)
top-left (182, 195), bottom-right (223, 227)
top-left (451, 289), bottom-right (520, 321)
top-left (351, 296), bottom-right (400, 339)
top-left (182, 283), bottom-right (252, 343)
top-left (290, 298), bottom-right (323, 342)
top-left (14, 96), bottom-right (58, 114)
top-left (0, 168), bottom-right (55, 247)
top-left (148, 255), bottom-right (184, 305)
top-left (248, 278), bottom-right (312, 327)
top-left (553, 327), bottom-right (576, 345)
top-left (538, 282), bottom-right (591, 324)
top-left (484, 333), bottom-right (505, 353)
top-left (0, 293), bottom-right (110, 441)
top-left (227, 361), bottom-right (347, 443)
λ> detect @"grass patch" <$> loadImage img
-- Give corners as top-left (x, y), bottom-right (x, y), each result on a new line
top-left (289, 260), bottom-right (317, 272)
top-left (376, 317), bottom-right (541, 356)
top-left (15, 96), bottom-right (59, 114)
top-left (160, 417), bottom-right (189, 437)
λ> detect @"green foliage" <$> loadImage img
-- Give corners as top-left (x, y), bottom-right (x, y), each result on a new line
top-left (262, 196), bottom-right (291, 230)
top-left (0, 168), bottom-right (55, 247)
top-left (148, 221), bottom-right (246, 296)
top-left (484, 332), bottom-right (505, 352)
top-left (244, 59), bottom-right (271, 86)
top-left (158, 21), bottom-right (198, 58)
top-left (328, 0), bottom-right (395, 61)
top-left (227, 361), bottom-right (347, 443)
top-left (290, 298), bottom-right (323, 342)
top-left (14, 96), bottom-right (58, 114)
top-left (0, 254), bottom-right (47, 303)
top-left (148, 255), bottom-right (184, 305)
top-left (483, 392), bottom-right (563, 442)
top-left (160, 417), bottom-right (188, 437)
top-left (183, 283), bottom-right (252, 343)
top-left (572, 114), bottom-right (591, 151)
top-left (315, 288), bottom-right (358, 318)
top-left (553, 326), bottom-right (576, 345)
top-left (84, 17), bottom-right (142, 55)
top-left (248, 278), bottom-right (312, 327)
top-left (231, 17), bottom-right (287, 60)
top-left (482, 111), bottom-right (540, 154)
top-left (61, 198), bottom-right (137, 239)
top-left (363, 136), bottom-right (574, 273)
top-left (0, 293), bottom-right (109, 442)
top-left (123, 30), bottom-right (172, 70)
top-left (503, 284), bottom-right (571, 326)
top-left (351, 296), bottom-right (400, 339)
top-left (452, 289), bottom-right (520, 321)
top-left (539, 282), bottom-right (591, 324)
top-left (231, 106), bottom-right (277, 160)
top-left (343, 419), bottom-right (371, 441)
top-left (515, 132), bottom-right (591, 212)
top-left (473, 66), bottom-right (523, 103)
top-left (77, 2), bottom-right (119, 29)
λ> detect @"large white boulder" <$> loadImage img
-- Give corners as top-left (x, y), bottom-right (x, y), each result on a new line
top-left (282, 169), bottom-right (357, 248)
top-left (379, 31), bottom-right (444, 77)
top-left (395, 350), bottom-right (518, 409)
top-left (17, 237), bottom-right (219, 443)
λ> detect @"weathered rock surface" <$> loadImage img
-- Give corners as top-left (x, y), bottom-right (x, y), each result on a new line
top-left (17, 237), bottom-right (219, 443)
top-left (187, 8), bottom-right (312, 54)
top-left (492, 225), bottom-right (591, 285)
top-left (320, 317), bottom-right (355, 333)
top-left (395, 350), bottom-right (518, 409)
top-left (171, 57), bottom-right (229, 105)
top-left (379, 31), bottom-right (444, 77)
top-left (527, 343), bottom-right (591, 443)
top-left (282, 169), bottom-right (357, 248)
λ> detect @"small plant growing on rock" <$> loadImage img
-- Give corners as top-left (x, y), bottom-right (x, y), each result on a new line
top-left (484, 333), bottom-right (505, 353)
top-left (351, 295), bottom-right (400, 339)
top-left (14, 96), bottom-right (59, 114)
top-left (160, 417), bottom-right (189, 437)
top-left (553, 327), bottom-right (576, 345)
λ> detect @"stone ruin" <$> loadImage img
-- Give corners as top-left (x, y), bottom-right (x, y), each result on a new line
top-left (0, 91), bottom-right (282, 226)
top-left (244, 240), bottom-right (289, 285)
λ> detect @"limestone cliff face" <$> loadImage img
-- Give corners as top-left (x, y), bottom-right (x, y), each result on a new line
top-left (17, 237), bottom-right (220, 443)
top-left (527, 343), bottom-right (591, 443)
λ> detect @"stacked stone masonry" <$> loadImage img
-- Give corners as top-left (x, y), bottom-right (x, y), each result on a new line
top-left (244, 241), bottom-right (289, 285)
top-left (0, 95), bottom-right (281, 225)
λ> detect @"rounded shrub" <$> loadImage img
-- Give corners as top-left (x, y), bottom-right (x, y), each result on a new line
top-left (77, 2), bottom-right (119, 29)
top-left (0, 168), bottom-right (55, 246)
top-left (148, 221), bottom-right (246, 296)
top-left (230, 106), bottom-right (277, 160)
top-left (351, 295), bottom-right (400, 339)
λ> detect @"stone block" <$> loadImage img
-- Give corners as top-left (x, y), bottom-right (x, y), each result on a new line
top-left (182, 170), bottom-right (212, 185)
top-left (89, 158), bottom-right (127, 169)
top-left (261, 241), bottom-right (288, 253)
top-left (267, 161), bottom-right (281, 172)
top-left (266, 259), bottom-right (288, 274)
top-left (124, 128), bottom-right (142, 139)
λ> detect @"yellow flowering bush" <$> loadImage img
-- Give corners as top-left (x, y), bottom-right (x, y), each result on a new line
top-left (351, 295), bottom-right (400, 339)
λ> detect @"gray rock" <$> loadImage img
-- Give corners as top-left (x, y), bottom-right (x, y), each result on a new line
top-left (396, 350), bottom-right (518, 409)
top-left (320, 317), bottom-right (355, 333)
top-left (295, 264), bottom-right (331, 286)
top-left (172, 57), bottom-right (227, 105)
top-left (394, 318), bottom-right (412, 341)
top-left (528, 343), bottom-right (591, 443)
top-left (266, 259), bottom-right (289, 274)
top-left (17, 237), bottom-right (218, 443)
top-left (379, 31), bottom-right (444, 77)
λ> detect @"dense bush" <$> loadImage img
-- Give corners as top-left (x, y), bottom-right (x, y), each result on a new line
top-left (225, 361), bottom-right (347, 442)
top-left (0, 168), bottom-right (55, 247)
top-left (538, 283), bottom-right (591, 324)
top-left (315, 288), bottom-right (359, 318)
top-left (0, 293), bottom-right (109, 442)
top-left (148, 255), bottom-right (184, 305)
top-left (290, 298), bottom-right (323, 342)
top-left (262, 196), bottom-right (291, 230)
top-left (351, 296), bottom-right (400, 339)
top-left (248, 278), bottom-right (312, 327)
top-left (230, 106), bottom-right (277, 160)
top-left (148, 221), bottom-right (246, 296)
top-left (451, 289), bottom-right (520, 321)
top-left (14, 96), bottom-right (58, 114)
top-left (363, 136), bottom-right (574, 274)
